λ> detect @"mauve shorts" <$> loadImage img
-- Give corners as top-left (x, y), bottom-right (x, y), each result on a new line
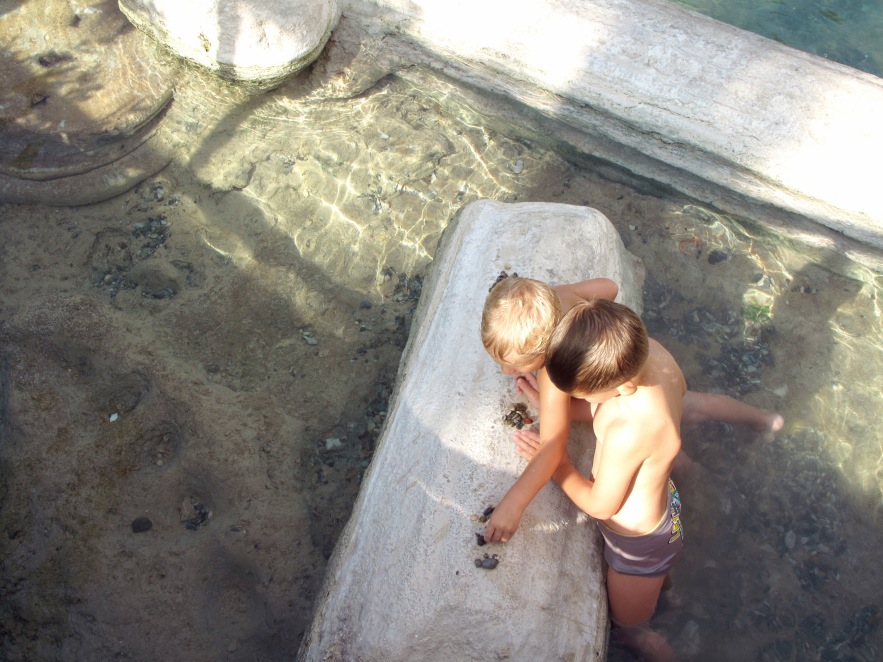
top-left (597, 479), bottom-right (684, 577)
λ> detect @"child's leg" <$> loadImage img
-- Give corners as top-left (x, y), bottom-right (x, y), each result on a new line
top-left (607, 568), bottom-right (666, 626)
top-left (607, 568), bottom-right (674, 661)
top-left (610, 623), bottom-right (675, 662)
top-left (683, 390), bottom-right (784, 434)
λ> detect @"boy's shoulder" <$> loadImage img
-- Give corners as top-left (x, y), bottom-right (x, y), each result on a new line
top-left (598, 389), bottom-right (672, 437)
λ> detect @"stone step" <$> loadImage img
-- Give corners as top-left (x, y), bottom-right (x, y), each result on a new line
top-left (0, 0), bottom-right (174, 203)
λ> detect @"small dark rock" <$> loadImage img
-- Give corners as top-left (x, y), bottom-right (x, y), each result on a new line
top-left (182, 499), bottom-right (212, 530)
top-left (38, 51), bottom-right (74, 68)
top-left (476, 532), bottom-right (487, 546)
top-left (503, 404), bottom-right (530, 429)
top-left (708, 250), bottom-right (729, 265)
top-left (131, 517), bottom-right (153, 533)
top-left (479, 553), bottom-right (500, 570)
top-left (490, 271), bottom-right (518, 291)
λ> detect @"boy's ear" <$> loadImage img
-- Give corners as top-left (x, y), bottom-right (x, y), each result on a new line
top-left (615, 382), bottom-right (637, 397)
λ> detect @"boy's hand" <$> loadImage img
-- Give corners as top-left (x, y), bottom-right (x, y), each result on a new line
top-left (515, 430), bottom-right (573, 483)
top-left (514, 373), bottom-right (540, 409)
top-left (513, 429), bottom-right (543, 461)
top-left (483, 500), bottom-right (523, 543)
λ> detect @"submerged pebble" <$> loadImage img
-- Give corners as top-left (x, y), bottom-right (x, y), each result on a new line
top-left (181, 498), bottom-right (212, 531)
top-left (131, 517), bottom-right (152, 533)
top-left (707, 249), bottom-right (729, 265)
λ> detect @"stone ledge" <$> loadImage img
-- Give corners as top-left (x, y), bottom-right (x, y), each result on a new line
top-left (0, 1), bottom-right (175, 202)
top-left (298, 200), bottom-right (645, 661)
top-left (344, 0), bottom-right (883, 257)
top-left (118, 0), bottom-right (341, 88)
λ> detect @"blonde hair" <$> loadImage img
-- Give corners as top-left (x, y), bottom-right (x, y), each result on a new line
top-left (481, 277), bottom-right (562, 365)
top-left (546, 299), bottom-right (649, 395)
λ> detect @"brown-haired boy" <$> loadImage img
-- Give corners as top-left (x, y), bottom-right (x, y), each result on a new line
top-left (514, 298), bottom-right (783, 659)
top-left (480, 276), bottom-right (619, 543)
top-left (480, 277), bottom-right (782, 547)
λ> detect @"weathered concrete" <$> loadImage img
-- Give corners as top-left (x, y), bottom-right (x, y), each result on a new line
top-left (298, 200), bottom-right (645, 661)
top-left (0, 0), bottom-right (175, 204)
top-left (342, 0), bottom-right (883, 255)
top-left (118, 0), bottom-right (340, 87)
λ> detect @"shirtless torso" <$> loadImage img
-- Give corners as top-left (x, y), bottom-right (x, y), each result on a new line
top-left (589, 339), bottom-right (685, 535)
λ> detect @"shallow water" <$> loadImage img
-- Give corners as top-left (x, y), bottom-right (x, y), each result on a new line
top-left (2, 15), bottom-right (883, 662)
top-left (669, 0), bottom-right (883, 79)
top-left (145, 66), bottom-right (883, 659)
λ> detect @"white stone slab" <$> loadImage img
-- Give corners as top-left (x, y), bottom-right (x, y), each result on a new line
top-left (344, 0), bottom-right (883, 255)
top-left (119, 0), bottom-right (340, 86)
top-left (298, 200), bottom-right (644, 661)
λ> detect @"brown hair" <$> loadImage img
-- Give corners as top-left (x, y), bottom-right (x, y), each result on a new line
top-left (481, 277), bottom-right (562, 365)
top-left (545, 299), bottom-right (649, 394)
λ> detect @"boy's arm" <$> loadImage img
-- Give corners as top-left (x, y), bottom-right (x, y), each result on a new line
top-left (553, 420), bottom-right (646, 520)
top-left (555, 278), bottom-right (618, 306)
top-left (483, 369), bottom-right (571, 543)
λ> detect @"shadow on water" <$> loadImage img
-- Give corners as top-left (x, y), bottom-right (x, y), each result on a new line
top-left (635, 228), bottom-right (881, 660)
top-left (0, 5), bottom-right (417, 661)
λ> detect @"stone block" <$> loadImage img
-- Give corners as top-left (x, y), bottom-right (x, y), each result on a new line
top-left (119, 0), bottom-right (340, 87)
top-left (298, 200), bottom-right (645, 661)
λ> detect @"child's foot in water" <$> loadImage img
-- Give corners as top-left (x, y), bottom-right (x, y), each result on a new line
top-left (682, 391), bottom-right (784, 441)
top-left (611, 622), bottom-right (675, 662)
top-left (756, 411), bottom-right (785, 442)
top-left (755, 411), bottom-right (785, 433)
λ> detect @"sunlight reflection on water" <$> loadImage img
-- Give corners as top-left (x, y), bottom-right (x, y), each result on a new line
top-left (161, 57), bottom-right (883, 659)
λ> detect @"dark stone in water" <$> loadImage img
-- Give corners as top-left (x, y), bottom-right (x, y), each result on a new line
top-left (183, 500), bottom-right (212, 530)
top-left (708, 250), bottom-right (729, 265)
top-left (131, 517), bottom-right (153, 533)
top-left (38, 51), bottom-right (74, 68)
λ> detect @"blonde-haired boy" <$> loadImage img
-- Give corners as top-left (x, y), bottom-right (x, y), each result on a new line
top-left (480, 275), bottom-right (619, 543)
top-left (480, 276), bottom-right (783, 546)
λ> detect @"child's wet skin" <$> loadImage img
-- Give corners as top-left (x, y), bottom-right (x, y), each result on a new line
top-left (515, 374), bottom-right (540, 408)
top-left (473, 506), bottom-right (494, 549)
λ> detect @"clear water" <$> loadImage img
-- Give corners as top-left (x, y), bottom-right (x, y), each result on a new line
top-left (669, 0), bottom-right (883, 79)
top-left (3, 7), bottom-right (883, 660)
top-left (178, 67), bottom-right (883, 659)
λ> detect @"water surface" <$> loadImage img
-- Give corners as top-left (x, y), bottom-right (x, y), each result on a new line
top-left (2, 10), bottom-right (882, 660)
top-left (191, 68), bottom-right (883, 659)
top-left (669, 0), bottom-right (883, 78)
